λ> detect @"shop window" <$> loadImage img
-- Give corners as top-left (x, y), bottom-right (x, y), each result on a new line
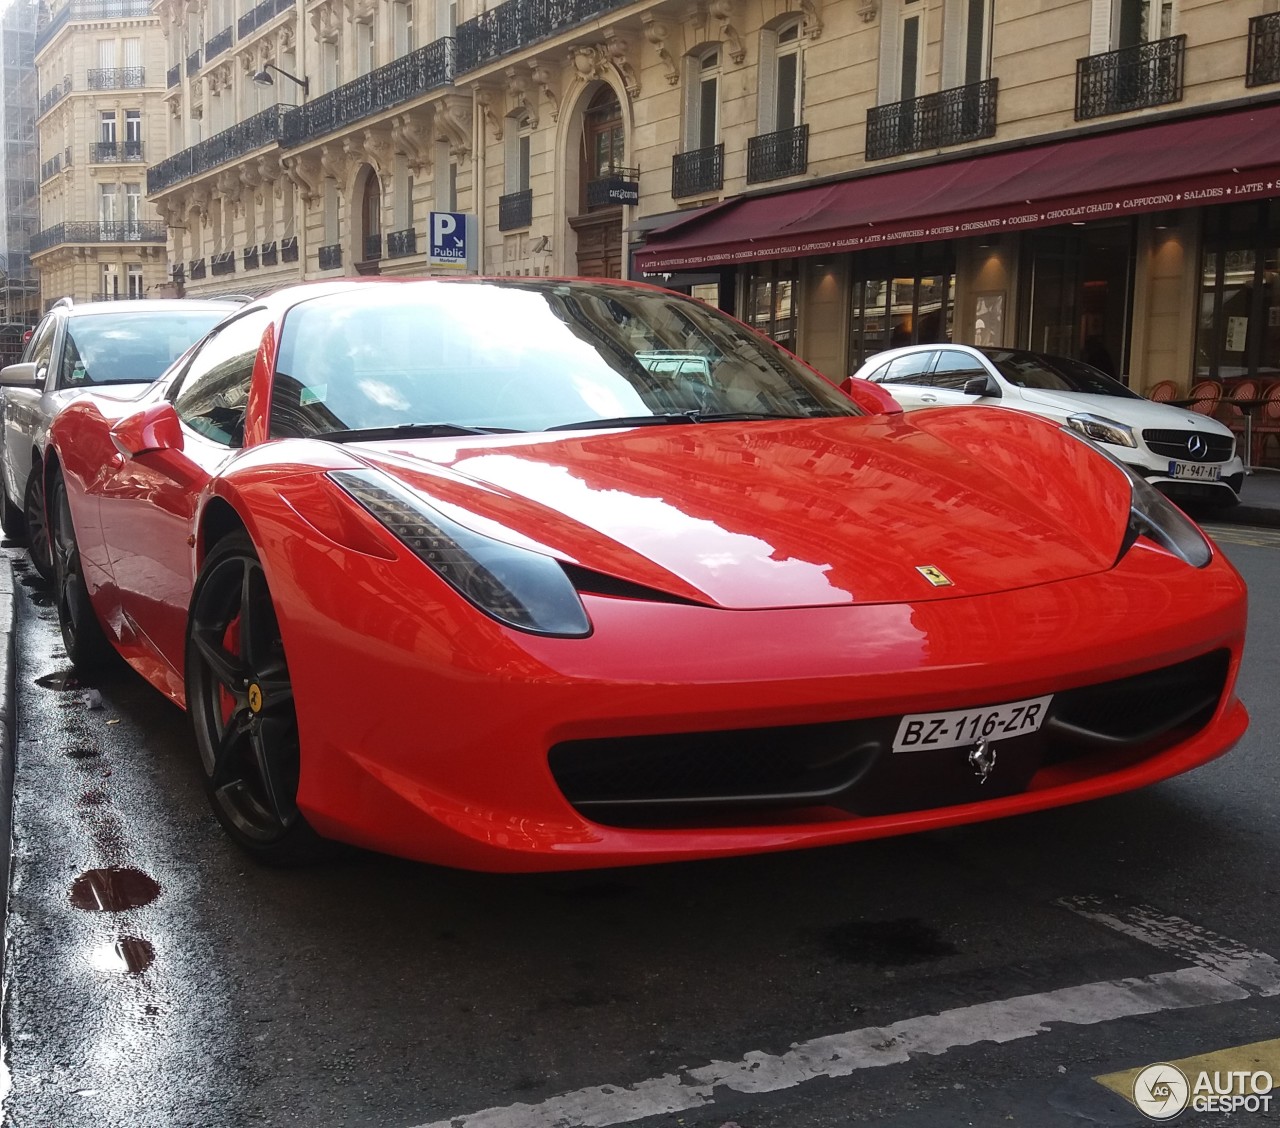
top-left (848, 245), bottom-right (955, 371)
top-left (745, 262), bottom-right (799, 353)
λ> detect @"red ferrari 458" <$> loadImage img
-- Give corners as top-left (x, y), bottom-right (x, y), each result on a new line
top-left (43, 278), bottom-right (1247, 869)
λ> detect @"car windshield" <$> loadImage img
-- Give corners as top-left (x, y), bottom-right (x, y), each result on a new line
top-left (980, 349), bottom-right (1141, 398)
top-left (269, 280), bottom-right (859, 438)
top-left (61, 310), bottom-right (228, 387)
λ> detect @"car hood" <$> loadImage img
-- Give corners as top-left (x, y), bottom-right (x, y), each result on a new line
top-left (344, 409), bottom-right (1133, 610)
top-left (1013, 388), bottom-right (1233, 435)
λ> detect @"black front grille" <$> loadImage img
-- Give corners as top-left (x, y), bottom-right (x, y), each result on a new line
top-left (1143, 429), bottom-right (1234, 461)
top-left (548, 650), bottom-right (1230, 827)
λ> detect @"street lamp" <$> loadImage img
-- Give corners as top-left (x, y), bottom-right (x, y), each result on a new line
top-left (252, 63), bottom-right (309, 97)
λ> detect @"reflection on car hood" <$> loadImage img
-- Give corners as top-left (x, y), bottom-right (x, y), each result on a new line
top-left (1014, 388), bottom-right (1234, 435)
top-left (350, 409), bottom-right (1132, 610)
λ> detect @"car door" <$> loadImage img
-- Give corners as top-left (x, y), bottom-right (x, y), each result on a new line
top-left (2, 315), bottom-right (57, 506)
top-left (97, 309), bottom-right (272, 687)
top-left (865, 350), bottom-right (939, 409)
top-left (928, 349), bottom-right (1002, 404)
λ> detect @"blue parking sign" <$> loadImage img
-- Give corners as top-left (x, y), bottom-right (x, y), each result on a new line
top-left (428, 211), bottom-right (468, 269)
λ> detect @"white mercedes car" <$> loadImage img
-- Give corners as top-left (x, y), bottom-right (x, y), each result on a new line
top-left (852, 344), bottom-right (1244, 508)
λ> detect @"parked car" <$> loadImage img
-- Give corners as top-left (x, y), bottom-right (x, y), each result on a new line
top-left (852, 344), bottom-right (1245, 508)
top-left (0, 297), bottom-right (240, 578)
top-left (45, 278), bottom-right (1245, 869)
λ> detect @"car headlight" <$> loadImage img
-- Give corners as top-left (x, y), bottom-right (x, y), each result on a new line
top-left (329, 469), bottom-right (592, 637)
top-left (1123, 467), bottom-right (1212, 567)
top-left (1067, 413), bottom-right (1137, 448)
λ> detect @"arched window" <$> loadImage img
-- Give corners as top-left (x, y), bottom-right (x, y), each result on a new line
top-left (581, 87), bottom-right (624, 211)
top-left (361, 171), bottom-right (382, 262)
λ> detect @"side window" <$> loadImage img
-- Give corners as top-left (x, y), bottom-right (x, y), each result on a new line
top-left (24, 318), bottom-right (56, 382)
top-left (863, 361), bottom-right (892, 383)
top-left (932, 350), bottom-right (989, 390)
top-left (171, 310), bottom-right (271, 447)
top-left (880, 352), bottom-right (936, 385)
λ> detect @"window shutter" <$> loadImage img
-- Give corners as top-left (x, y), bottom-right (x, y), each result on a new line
top-left (1089, 0), bottom-right (1112, 53)
top-left (123, 37), bottom-right (141, 69)
top-left (757, 28), bottom-right (778, 132)
top-left (99, 39), bottom-right (116, 70)
top-left (877, 6), bottom-right (900, 104)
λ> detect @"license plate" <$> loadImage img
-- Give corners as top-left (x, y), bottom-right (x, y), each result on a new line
top-left (892, 695), bottom-right (1053, 753)
top-left (1168, 460), bottom-right (1220, 481)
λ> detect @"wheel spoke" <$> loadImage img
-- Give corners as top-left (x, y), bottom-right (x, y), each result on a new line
top-left (209, 714), bottom-right (251, 790)
top-left (191, 628), bottom-right (249, 691)
top-left (255, 672), bottom-right (294, 714)
top-left (249, 717), bottom-right (298, 828)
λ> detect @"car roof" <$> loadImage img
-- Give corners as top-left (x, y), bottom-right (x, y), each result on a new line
top-left (58, 298), bottom-right (242, 317)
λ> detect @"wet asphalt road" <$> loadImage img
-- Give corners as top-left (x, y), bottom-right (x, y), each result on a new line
top-left (1, 526), bottom-right (1279, 1128)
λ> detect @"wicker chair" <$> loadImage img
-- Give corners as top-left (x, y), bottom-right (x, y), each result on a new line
top-left (1146, 379), bottom-right (1178, 402)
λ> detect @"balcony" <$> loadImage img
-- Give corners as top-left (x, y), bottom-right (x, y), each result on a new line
top-left (30, 221), bottom-right (166, 254)
top-left (40, 154), bottom-right (62, 182)
top-left (281, 236), bottom-right (298, 262)
top-left (167, 64), bottom-right (180, 88)
top-left (281, 37), bottom-right (455, 149)
top-left (1248, 12), bottom-right (1280, 88)
top-left (746, 125), bottom-right (808, 184)
top-left (243, 245), bottom-right (259, 270)
top-left (239, 0), bottom-right (292, 39)
top-left (36, 0), bottom-right (155, 51)
top-left (585, 167), bottom-right (639, 207)
top-left (210, 250), bottom-right (235, 276)
top-left (260, 240), bottom-right (279, 266)
top-left (672, 143), bottom-right (724, 199)
top-left (148, 104), bottom-right (287, 194)
top-left (88, 66), bottom-right (144, 89)
top-left (206, 26), bottom-right (233, 62)
top-left (362, 233), bottom-right (383, 262)
top-left (455, 0), bottom-right (632, 74)
top-left (186, 48), bottom-right (201, 77)
top-left (318, 243), bottom-right (342, 270)
top-left (866, 79), bottom-right (997, 161)
top-left (498, 188), bottom-right (532, 230)
top-left (38, 77), bottom-right (70, 117)
top-left (189, 258), bottom-right (207, 280)
top-left (387, 228), bottom-right (417, 258)
top-left (1076, 35), bottom-right (1185, 120)
top-left (91, 140), bottom-right (145, 163)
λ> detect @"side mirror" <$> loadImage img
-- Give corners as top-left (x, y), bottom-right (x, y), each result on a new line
top-left (110, 402), bottom-right (184, 457)
top-left (0, 362), bottom-right (42, 388)
top-left (963, 374), bottom-right (1000, 398)
top-left (839, 376), bottom-right (904, 416)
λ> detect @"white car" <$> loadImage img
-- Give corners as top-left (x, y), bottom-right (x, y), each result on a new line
top-left (853, 344), bottom-right (1244, 508)
top-left (0, 298), bottom-right (239, 578)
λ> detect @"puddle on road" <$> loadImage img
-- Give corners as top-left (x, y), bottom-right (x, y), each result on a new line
top-left (66, 746), bottom-right (101, 761)
top-left (87, 936), bottom-right (155, 976)
top-left (822, 917), bottom-right (959, 966)
top-left (69, 868), bottom-right (161, 912)
top-left (35, 669), bottom-right (81, 692)
top-left (77, 790), bottom-right (109, 808)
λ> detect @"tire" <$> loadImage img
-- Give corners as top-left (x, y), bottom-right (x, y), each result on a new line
top-left (24, 468), bottom-right (54, 582)
top-left (185, 530), bottom-right (328, 865)
top-left (0, 489), bottom-right (22, 538)
top-left (49, 470), bottom-right (115, 673)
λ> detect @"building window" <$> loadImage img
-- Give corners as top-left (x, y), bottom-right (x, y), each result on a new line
top-left (101, 263), bottom-right (120, 299)
top-left (393, 0), bottom-right (414, 56)
top-left (943, 0), bottom-right (992, 87)
top-left (847, 244), bottom-right (956, 370)
top-left (361, 172), bottom-right (382, 260)
top-left (125, 183), bottom-right (141, 232)
top-left (744, 261), bottom-right (800, 353)
top-left (356, 21), bottom-right (375, 76)
top-left (1115, 0), bottom-right (1173, 47)
top-left (898, 0), bottom-right (923, 102)
top-left (127, 264), bottom-right (143, 299)
top-left (506, 115), bottom-right (531, 194)
top-left (684, 47), bottom-right (720, 152)
top-left (99, 184), bottom-right (118, 225)
top-left (759, 20), bottom-right (803, 134)
top-left (321, 41), bottom-right (340, 93)
top-left (98, 38), bottom-right (116, 70)
top-left (100, 110), bottom-right (117, 144)
top-left (323, 180), bottom-right (339, 246)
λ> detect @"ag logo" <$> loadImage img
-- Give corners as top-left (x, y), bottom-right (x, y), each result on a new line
top-left (1133, 1063), bottom-right (1190, 1120)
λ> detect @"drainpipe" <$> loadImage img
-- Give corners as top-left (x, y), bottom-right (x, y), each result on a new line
top-left (472, 85), bottom-right (486, 275)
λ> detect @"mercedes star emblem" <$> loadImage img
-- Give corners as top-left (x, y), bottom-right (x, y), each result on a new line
top-left (1186, 434), bottom-right (1208, 458)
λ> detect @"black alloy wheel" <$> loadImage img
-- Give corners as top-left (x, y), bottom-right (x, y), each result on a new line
top-left (185, 530), bottom-right (326, 864)
top-left (24, 468), bottom-right (53, 582)
top-left (50, 470), bottom-right (114, 672)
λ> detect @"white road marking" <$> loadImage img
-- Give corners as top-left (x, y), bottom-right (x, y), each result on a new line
top-left (408, 901), bottom-right (1280, 1128)
top-left (1202, 523), bottom-right (1280, 549)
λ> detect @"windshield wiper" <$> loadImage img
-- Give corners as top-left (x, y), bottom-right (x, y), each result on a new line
top-left (547, 410), bottom-right (804, 432)
top-left (314, 423), bottom-right (522, 442)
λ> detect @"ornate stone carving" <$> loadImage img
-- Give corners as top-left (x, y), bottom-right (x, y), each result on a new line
top-left (282, 153), bottom-right (323, 203)
top-left (855, 0), bottom-right (877, 22)
top-left (344, 127), bottom-right (394, 175)
top-left (709, 0), bottom-right (744, 62)
top-left (800, 0), bottom-right (824, 37)
top-left (310, 1), bottom-right (341, 44)
top-left (569, 44), bottom-right (607, 83)
top-left (435, 95), bottom-right (472, 159)
top-left (528, 59), bottom-right (560, 121)
top-left (506, 65), bottom-right (536, 128)
top-left (319, 143), bottom-right (346, 185)
top-left (475, 87), bottom-right (504, 142)
top-left (642, 16), bottom-right (680, 86)
top-left (602, 29), bottom-right (639, 98)
top-left (390, 110), bottom-right (433, 175)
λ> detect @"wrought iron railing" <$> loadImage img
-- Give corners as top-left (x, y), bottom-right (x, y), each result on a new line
top-left (37, 0), bottom-right (155, 50)
top-left (672, 143), bottom-right (724, 198)
top-left (206, 26), bottom-right (233, 61)
top-left (363, 233), bottom-right (383, 261)
top-left (40, 155), bottom-right (62, 182)
top-left (167, 64), bottom-right (180, 88)
top-left (88, 66), bottom-right (144, 89)
top-left (281, 38), bottom-right (455, 148)
top-left (1247, 12), bottom-right (1280, 87)
top-left (210, 250), bottom-right (236, 276)
top-left (171, 263), bottom-right (184, 284)
top-left (148, 104), bottom-right (287, 194)
top-left (498, 188), bottom-right (532, 230)
top-left (186, 48), bottom-right (202, 76)
top-left (387, 228), bottom-right (417, 258)
top-left (281, 236), bottom-right (298, 262)
top-left (746, 124), bottom-right (809, 183)
top-left (455, 0), bottom-right (632, 73)
top-left (91, 140), bottom-right (144, 162)
top-left (1076, 35), bottom-right (1185, 120)
top-left (239, 0), bottom-right (289, 38)
top-left (243, 246), bottom-right (259, 270)
top-left (260, 240), bottom-right (279, 266)
top-left (866, 79), bottom-right (997, 160)
top-left (38, 77), bottom-right (70, 117)
top-left (585, 167), bottom-right (639, 207)
top-left (318, 243), bottom-right (342, 270)
top-left (189, 258), bottom-right (207, 279)
top-left (31, 221), bottom-right (166, 253)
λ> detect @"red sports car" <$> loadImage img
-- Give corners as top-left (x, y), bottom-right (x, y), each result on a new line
top-left (44, 278), bottom-right (1247, 869)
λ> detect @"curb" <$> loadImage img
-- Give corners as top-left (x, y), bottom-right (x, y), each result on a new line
top-left (0, 558), bottom-right (14, 978)
top-left (1217, 504), bottom-right (1280, 529)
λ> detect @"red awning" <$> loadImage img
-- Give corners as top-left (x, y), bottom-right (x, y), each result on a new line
top-left (634, 103), bottom-right (1280, 273)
